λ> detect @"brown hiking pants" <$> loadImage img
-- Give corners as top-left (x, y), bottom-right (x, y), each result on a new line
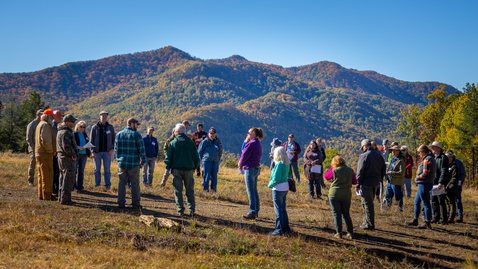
top-left (36, 154), bottom-right (54, 200)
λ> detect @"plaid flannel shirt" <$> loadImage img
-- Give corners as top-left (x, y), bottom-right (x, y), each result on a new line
top-left (114, 127), bottom-right (146, 170)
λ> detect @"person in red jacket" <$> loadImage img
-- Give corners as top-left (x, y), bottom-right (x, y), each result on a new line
top-left (283, 134), bottom-right (302, 183)
top-left (193, 123), bottom-right (208, 177)
top-left (401, 145), bottom-right (414, 198)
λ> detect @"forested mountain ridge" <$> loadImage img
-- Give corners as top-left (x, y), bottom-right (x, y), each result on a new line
top-left (0, 46), bottom-right (456, 166)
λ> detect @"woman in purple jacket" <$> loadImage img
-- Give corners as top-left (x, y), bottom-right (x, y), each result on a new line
top-left (238, 127), bottom-right (264, 220)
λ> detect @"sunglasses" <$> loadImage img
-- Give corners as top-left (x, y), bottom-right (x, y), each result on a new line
top-left (79, 126), bottom-right (86, 128)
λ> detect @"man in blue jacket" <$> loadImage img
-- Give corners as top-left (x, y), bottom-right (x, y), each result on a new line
top-left (197, 127), bottom-right (223, 192)
top-left (142, 126), bottom-right (159, 186)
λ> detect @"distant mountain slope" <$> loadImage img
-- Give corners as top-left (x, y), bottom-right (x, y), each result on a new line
top-left (0, 46), bottom-right (457, 165)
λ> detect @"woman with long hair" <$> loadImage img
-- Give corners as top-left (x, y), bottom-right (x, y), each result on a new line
top-left (238, 127), bottom-right (264, 220)
top-left (303, 140), bottom-right (324, 199)
top-left (268, 147), bottom-right (292, 236)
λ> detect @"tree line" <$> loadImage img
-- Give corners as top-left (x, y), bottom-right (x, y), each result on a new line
top-left (0, 91), bottom-right (48, 152)
top-left (396, 83), bottom-right (478, 185)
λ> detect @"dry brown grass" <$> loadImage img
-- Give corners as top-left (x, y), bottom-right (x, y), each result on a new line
top-left (1, 151), bottom-right (478, 268)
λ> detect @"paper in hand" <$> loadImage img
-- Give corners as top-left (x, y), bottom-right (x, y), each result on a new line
top-left (355, 189), bottom-right (362, 196)
top-left (82, 142), bottom-right (95, 148)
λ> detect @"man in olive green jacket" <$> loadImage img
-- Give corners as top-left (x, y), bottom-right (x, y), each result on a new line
top-left (165, 123), bottom-right (200, 217)
top-left (384, 146), bottom-right (406, 211)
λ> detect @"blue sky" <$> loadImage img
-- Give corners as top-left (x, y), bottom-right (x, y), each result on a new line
top-left (0, 0), bottom-right (476, 90)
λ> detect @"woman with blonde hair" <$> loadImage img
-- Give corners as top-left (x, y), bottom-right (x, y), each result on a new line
top-left (268, 146), bottom-right (292, 236)
top-left (324, 156), bottom-right (357, 239)
top-left (73, 121), bottom-right (91, 193)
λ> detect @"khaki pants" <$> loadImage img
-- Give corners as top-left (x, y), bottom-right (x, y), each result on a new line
top-left (36, 154), bottom-right (54, 200)
top-left (28, 152), bottom-right (36, 184)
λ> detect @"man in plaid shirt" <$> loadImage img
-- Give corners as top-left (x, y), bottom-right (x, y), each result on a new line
top-left (115, 118), bottom-right (146, 209)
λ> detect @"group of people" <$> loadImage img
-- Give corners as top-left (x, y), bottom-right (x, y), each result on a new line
top-left (26, 112), bottom-right (468, 237)
top-left (26, 110), bottom-right (223, 214)
top-left (238, 132), bottom-right (468, 238)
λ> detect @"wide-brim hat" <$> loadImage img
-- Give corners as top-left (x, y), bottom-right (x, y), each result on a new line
top-left (429, 141), bottom-right (443, 150)
top-left (270, 138), bottom-right (282, 146)
top-left (390, 146), bottom-right (400, 151)
top-left (401, 145), bottom-right (409, 151)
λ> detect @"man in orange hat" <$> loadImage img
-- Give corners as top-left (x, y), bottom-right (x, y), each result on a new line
top-left (35, 109), bottom-right (57, 201)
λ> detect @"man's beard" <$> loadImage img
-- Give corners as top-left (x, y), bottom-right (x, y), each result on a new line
top-left (47, 118), bottom-right (53, 125)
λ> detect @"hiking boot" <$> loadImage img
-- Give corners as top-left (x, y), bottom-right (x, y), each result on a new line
top-left (334, 233), bottom-right (342, 239)
top-left (60, 200), bottom-right (75, 205)
top-left (243, 214), bottom-right (256, 220)
top-left (345, 233), bottom-right (354, 240)
top-left (310, 195), bottom-right (315, 199)
top-left (417, 222), bottom-right (432, 229)
top-left (28, 182), bottom-right (35, 187)
top-left (406, 218), bottom-right (418, 226)
top-left (456, 217), bottom-right (463, 223)
top-left (132, 205), bottom-right (143, 210)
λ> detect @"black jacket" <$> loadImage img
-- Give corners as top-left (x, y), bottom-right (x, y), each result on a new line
top-left (435, 152), bottom-right (450, 185)
top-left (356, 147), bottom-right (386, 187)
top-left (74, 131), bottom-right (91, 157)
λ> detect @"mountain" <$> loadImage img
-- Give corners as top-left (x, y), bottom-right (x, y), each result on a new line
top-left (0, 46), bottom-right (456, 166)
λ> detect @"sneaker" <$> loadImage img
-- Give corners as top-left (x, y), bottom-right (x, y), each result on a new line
top-left (345, 233), bottom-right (354, 240)
top-left (269, 232), bottom-right (282, 236)
top-left (334, 233), bottom-right (342, 239)
top-left (406, 218), bottom-right (418, 226)
top-left (49, 196), bottom-right (58, 201)
top-left (317, 196), bottom-right (324, 201)
top-left (28, 182), bottom-right (35, 187)
top-left (243, 214), bottom-right (256, 220)
top-left (436, 219), bottom-right (448, 225)
top-left (118, 205), bottom-right (125, 209)
top-left (456, 217), bottom-right (463, 223)
top-left (417, 222), bottom-right (432, 229)
top-left (60, 200), bottom-right (75, 205)
top-left (310, 195), bottom-right (315, 199)
top-left (178, 212), bottom-right (185, 217)
top-left (359, 225), bottom-right (374, 231)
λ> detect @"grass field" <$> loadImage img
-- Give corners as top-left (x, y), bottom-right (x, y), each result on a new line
top-left (0, 151), bottom-right (477, 268)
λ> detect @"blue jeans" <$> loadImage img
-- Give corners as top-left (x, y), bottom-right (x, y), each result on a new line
top-left (385, 181), bottom-right (403, 208)
top-left (142, 157), bottom-right (156, 184)
top-left (202, 161), bottom-right (219, 191)
top-left (329, 197), bottom-right (353, 234)
top-left (290, 161), bottom-right (300, 182)
top-left (414, 183), bottom-right (433, 222)
top-left (457, 186), bottom-right (463, 217)
top-left (272, 190), bottom-right (291, 235)
top-left (244, 167), bottom-right (261, 216)
top-left (73, 154), bottom-right (87, 190)
top-left (404, 178), bottom-right (412, 197)
top-left (308, 172), bottom-right (322, 197)
top-left (94, 152), bottom-right (112, 187)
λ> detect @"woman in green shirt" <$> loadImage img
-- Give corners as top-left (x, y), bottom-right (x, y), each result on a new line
top-left (324, 156), bottom-right (357, 239)
top-left (268, 147), bottom-right (292, 236)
